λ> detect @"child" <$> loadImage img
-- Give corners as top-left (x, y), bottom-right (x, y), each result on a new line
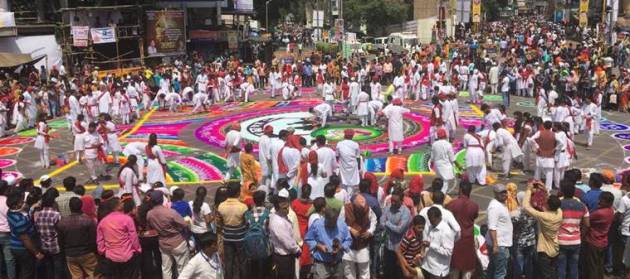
top-left (171, 187), bottom-right (192, 218)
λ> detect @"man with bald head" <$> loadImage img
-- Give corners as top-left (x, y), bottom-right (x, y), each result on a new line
top-left (340, 195), bottom-right (377, 279)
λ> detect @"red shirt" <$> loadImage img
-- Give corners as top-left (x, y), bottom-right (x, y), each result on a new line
top-left (585, 207), bottom-right (614, 248)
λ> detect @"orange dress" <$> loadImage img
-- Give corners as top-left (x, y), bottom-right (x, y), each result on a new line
top-left (239, 152), bottom-right (261, 203)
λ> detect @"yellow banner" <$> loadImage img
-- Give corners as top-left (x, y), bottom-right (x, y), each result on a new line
top-left (579, 0), bottom-right (588, 27)
top-left (472, 0), bottom-right (481, 23)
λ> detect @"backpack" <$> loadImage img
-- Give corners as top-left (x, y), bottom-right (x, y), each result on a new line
top-left (243, 209), bottom-right (271, 260)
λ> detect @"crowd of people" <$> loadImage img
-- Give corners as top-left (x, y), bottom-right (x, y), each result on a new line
top-left (0, 13), bottom-right (629, 279)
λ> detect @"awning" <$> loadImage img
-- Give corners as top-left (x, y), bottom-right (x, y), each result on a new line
top-left (0, 52), bottom-right (45, 68)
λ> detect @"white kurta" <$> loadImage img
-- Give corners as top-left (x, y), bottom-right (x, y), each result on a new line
top-left (554, 132), bottom-right (569, 168)
top-left (316, 146), bottom-right (337, 181)
top-left (97, 92), bottom-right (112, 114)
top-left (495, 128), bottom-right (523, 159)
top-left (119, 167), bottom-right (141, 205)
top-left (370, 82), bottom-right (382, 101)
top-left (83, 133), bottom-right (102, 160)
top-left (280, 147), bottom-right (301, 187)
top-left (336, 139), bottom-right (360, 187)
top-left (105, 121), bottom-right (122, 152)
top-left (463, 133), bottom-right (485, 167)
top-left (72, 121), bottom-right (88, 151)
top-left (270, 138), bottom-right (286, 187)
top-left (146, 145), bottom-right (167, 186)
top-left (224, 130), bottom-right (241, 168)
top-left (313, 103), bottom-right (332, 126)
top-left (356, 92), bottom-right (370, 116)
top-left (484, 109), bottom-right (505, 129)
top-left (68, 95), bottom-right (81, 121)
top-left (307, 163), bottom-right (327, 200)
top-left (258, 134), bottom-right (272, 176)
top-left (431, 139), bottom-right (455, 180)
top-left (34, 122), bottom-right (49, 150)
top-left (122, 141), bottom-right (146, 180)
top-left (382, 105), bottom-right (410, 142)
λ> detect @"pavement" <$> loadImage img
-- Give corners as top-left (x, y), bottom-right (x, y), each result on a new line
top-left (3, 90), bottom-right (630, 224)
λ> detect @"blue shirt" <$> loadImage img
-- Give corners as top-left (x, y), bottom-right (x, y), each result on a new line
top-left (304, 218), bottom-right (352, 263)
top-left (171, 201), bottom-right (192, 218)
top-left (380, 205), bottom-right (411, 251)
top-left (7, 210), bottom-right (36, 250)
top-left (581, 188), bottom-right (603, 212)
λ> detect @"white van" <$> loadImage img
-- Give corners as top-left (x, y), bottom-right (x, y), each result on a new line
top-left (374, 37), bottom-right (388, 51)
top-left (387, 32), bottom-right (418, 52)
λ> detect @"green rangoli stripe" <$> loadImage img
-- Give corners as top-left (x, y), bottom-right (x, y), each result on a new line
top-left (166, 161), bottom-right (199, 182)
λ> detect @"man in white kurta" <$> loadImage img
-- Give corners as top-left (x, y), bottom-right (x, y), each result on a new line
top-left (336, 130), bottom-right (361, 195)
top-left (279, 135), bottom-right (302, 188)
top-left (463, 127), bottom-right (487, 185)
top-left (370, 78), bottom-right (382, 101)
top-left (97, 88), bottom-right (113, 115)
top-left (311, 102), bottom-right (333, 127)
top-left (368, 99), bottom-right (383, 126)
top-left (349, 78), bottom-right (360, 113)
top-left (355, 91), bottom-right (370, 126)
top-left (493, 123), bottom-right (523, 177)
top-left (431, 129), bottom-right (455, 193)
top-left (258, 125), bottom-right (274, 192)
top-left (482, 105), bottom-right (506, 130)
top-left (270, 131), bottom-right (288, 191)
top-left (393, 74), bottom-right (405, 100)
top-left (191, 91), bottom-right (209, 114)
top-left (382, 98), bottom-right (410, 154)
top-left (315, 135), bottom-right (337, 185)
top-left (165, 91), bottom-right (182, 112)
top-left (68, 93), bottom-right (81, 122)
top-left (122, 141), bottom-right (147, 181)
top-left (196, 72), bottom-right (209, 93)
top-left (224, 124), bottom-right (241, 180)
top-left (583, 98), bottom-right (597, 147)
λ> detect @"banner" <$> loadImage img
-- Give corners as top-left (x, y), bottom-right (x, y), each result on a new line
top-left (334, 19), bottom-right (344, 42)
top-left (312, 10), bottom-right (324, 28)
top-left (90, 27), bottom-right (117, 44)
top-left (0, 12), bottom-right (15, 28)
top-left (579, 0), bottom-right (589, 27)
top-left (227, 31), bottom-right (238, 49)
top-left (146, 10), bottom-right (186, 57)
top-left (71, 26), bottom-right (89, 47)
top-left (234, 0), bottom-right (254, 11)
top-left (472, 0), bottom-right (481, 23)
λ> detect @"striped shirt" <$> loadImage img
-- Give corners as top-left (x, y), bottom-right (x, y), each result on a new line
top-left (559, 197), bottom-right (589, 246)
top-left (399, 228), bottom-right (423, 267)
top-left (218, 198), bottom-right (248, 242)
top-left (7, 210), bottom-right (36, 250)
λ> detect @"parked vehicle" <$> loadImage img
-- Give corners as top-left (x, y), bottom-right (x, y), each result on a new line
top-left (387, 32), bottom-right (417, 53)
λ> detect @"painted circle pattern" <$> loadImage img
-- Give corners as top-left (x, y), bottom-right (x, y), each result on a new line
top-left (0, 147), bottom-right (22, 157)
top-left (0, 136), bottom-right (34, 145)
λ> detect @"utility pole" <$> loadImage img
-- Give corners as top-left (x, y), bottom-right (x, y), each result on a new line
top-left (339, 0), bottom-right (343, 19)
top-left (266, 0), bottom-right (272, 30)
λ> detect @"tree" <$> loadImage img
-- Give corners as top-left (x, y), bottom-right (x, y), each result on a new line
top-left (344, 0), bottom-right (410, 35)
top-left (253, 0), bottom-right (410, 34)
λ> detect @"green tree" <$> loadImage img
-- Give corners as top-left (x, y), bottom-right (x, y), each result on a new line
top-left (253, 0), bottom-right (409, 34)
top-left (344, 0), bottom-right (410, 35)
